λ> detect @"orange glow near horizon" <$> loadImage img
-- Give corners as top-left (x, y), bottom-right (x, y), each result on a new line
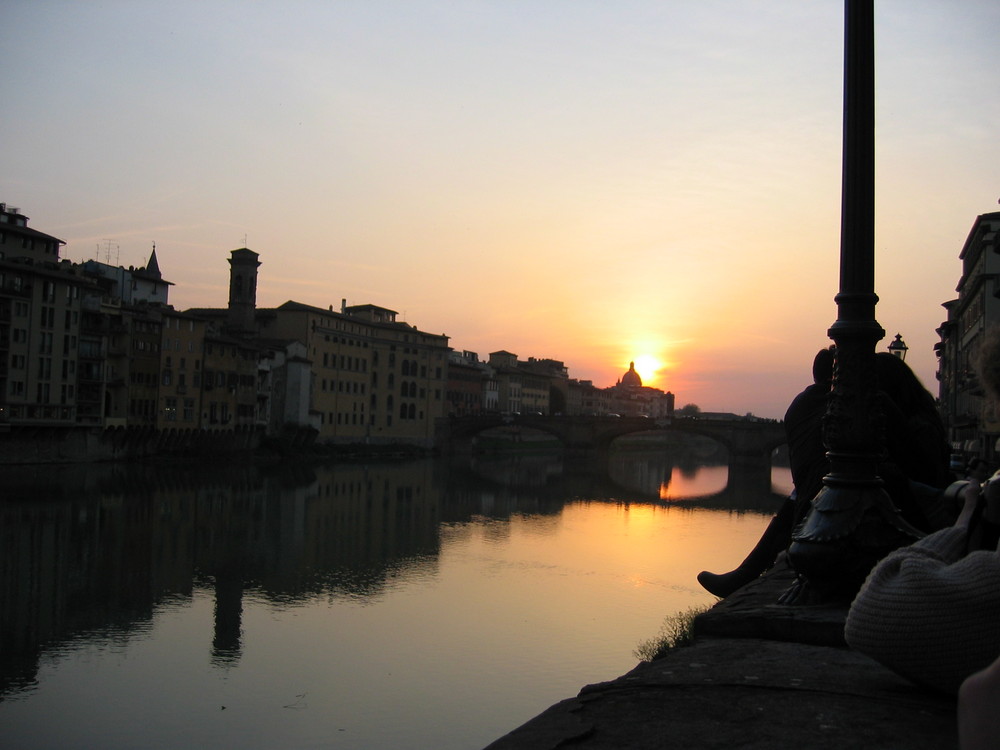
top-left (631, 354), bottom-right (665, 386)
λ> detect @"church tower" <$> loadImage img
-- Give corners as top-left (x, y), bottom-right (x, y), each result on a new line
top-left (227, 247), bottom-right (260, 334)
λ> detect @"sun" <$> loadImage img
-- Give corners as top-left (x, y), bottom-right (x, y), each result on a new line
top-left (632, 354), bottom-right (664, 384)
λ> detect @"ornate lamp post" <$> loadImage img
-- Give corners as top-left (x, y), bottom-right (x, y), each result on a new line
top-left (887, 333), bottom-right (908, 360)
top-left (785, 0), bottom-right (922, 602)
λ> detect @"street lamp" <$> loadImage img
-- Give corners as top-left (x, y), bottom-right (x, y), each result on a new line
top-left (887, 333), bottom-right (908, 360)
top-left (784, 0), bottom-right (922, 603)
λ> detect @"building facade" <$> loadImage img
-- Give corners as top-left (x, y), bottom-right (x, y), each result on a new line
top-left (0, 203), bottom-right (97, 426)
top-left (937, 211), bottom-right (1000, 464)
top-left (1, 204), bottom-right (682, 449)
top-left (445, 350), bottom-right (492, 416)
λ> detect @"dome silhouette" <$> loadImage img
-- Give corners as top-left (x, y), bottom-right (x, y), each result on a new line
top-left (621, 361), bottom-right (642, 388)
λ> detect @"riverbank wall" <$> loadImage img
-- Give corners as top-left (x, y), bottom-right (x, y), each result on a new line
top-left (0, 425), bottom-right (265, 464)
top-left (485, 558), bottom-right (957, 749)
top-left (0, 424), bottom-right (442, 465)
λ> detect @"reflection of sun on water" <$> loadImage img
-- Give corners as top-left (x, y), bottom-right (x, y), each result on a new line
top-left (658, 466), bottom-right (729, 501)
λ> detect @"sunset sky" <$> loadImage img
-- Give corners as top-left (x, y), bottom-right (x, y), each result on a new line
top-left (2, 1), bottom-right (997, 418)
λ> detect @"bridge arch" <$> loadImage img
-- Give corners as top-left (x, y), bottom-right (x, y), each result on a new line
top-left (440, 415), bottom-right (786, 463)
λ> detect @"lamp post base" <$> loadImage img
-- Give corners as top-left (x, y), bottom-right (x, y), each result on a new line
top-left (784, 478), bottom-right (923, 603)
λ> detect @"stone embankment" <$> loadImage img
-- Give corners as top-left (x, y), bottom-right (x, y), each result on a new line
top-left (0, 424), bottom-right (266, 464)
top-left (485, 559), bottom-right (957, 749)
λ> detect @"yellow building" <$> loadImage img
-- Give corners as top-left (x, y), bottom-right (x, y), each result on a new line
top-left (259, 300), bottom-right (448, 446)
top-left (157, 309), bottom-right (208, 429)
top-left (189, 249), bottom-right (450, 447)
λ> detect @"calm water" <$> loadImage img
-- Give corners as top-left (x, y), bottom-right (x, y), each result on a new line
top-left (1, 449), bottom-right (790, 750)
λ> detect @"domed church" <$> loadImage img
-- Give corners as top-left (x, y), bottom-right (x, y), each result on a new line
top-left (609, 362), bottom-right (674, 417)
top-left (619, 361), bottom-right (643, 388)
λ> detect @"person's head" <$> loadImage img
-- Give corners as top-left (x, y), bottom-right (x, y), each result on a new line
top-left (875, 351), bottom-right (937, 417)
top-left (812, 347), bottom-right (835, 386)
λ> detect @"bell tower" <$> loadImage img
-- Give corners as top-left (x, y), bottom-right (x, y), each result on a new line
top-left (227, 247), bottom-right (260, 334)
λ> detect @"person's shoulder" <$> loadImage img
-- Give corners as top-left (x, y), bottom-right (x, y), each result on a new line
top-left (784, 384), bottom-right (829, 421)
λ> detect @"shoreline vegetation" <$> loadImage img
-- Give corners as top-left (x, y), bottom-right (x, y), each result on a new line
top-left (634, 605), bottom-right (713, 662)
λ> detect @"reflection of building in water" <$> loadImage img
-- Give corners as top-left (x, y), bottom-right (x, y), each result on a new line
top-left (212, 571), bottom-right (244, 666)
top-left (0, 461), bottom-right (446, 691)
top-left (607, 452), bottom-right (675, 496)
top-left (471, 454), bottom-right (563, 488)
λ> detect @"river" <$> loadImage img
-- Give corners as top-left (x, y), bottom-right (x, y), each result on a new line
top-left (0, 447), bottom-right (791, 750)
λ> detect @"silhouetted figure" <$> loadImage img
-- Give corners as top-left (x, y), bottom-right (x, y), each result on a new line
top-left (872, 352), bottom-right (953, 532)
top-left (698, 349), bottom-right (952, 599)
top-left (698, 348), bottom-right (833, 598)
top-left (847, 328), bottom-right (1000, 708)
top-left (846, 478), bottom-right (1000, 694)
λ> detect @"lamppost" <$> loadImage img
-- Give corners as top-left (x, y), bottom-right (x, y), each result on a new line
top-left (887, 333), bottom-right (908, 360)
top-left (784, 0), bottom-right (922, 602)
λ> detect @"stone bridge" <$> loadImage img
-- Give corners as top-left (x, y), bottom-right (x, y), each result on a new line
top-left (439, 415), bottom-right (786, 462)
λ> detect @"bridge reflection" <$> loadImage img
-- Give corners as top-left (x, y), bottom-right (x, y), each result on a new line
top-left (466, 451), bottom-right (786, 514)
top-left (443, 414), bottom-right (786, 501)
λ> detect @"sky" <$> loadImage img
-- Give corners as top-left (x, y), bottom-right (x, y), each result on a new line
top-left (2, 1), bottom-right (998, 418)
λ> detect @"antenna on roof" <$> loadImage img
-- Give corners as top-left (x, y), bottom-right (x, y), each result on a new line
top-left (242, 233), bottom-right (248, 247)
top-left (100, 239), bottom-right (119, 266)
